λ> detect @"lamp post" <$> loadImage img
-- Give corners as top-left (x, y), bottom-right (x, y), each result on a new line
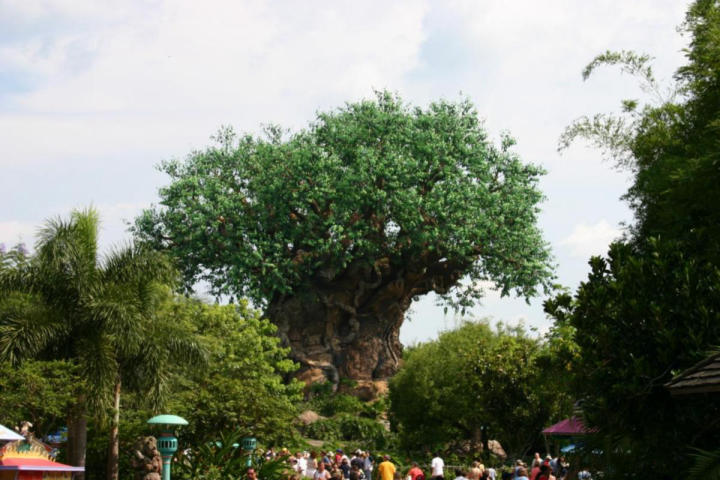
top-left (147, 414), bottom-right (188, 480)
top-left (241, 436), bottom-right (257, 467)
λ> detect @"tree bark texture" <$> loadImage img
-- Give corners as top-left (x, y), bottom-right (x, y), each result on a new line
top-left (269, 256), bottom-right (464, 389)
top-left (67, 411), bottom-right (87, 480)
top-left (106, 377), bottom-right (121, 480)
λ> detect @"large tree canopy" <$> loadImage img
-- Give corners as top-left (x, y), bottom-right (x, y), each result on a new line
top-left (135, 92), bottom-right (553, 383)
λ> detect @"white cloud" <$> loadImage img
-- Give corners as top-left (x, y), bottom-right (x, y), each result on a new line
top-left (560, 219), bottom-right (622, 258)
top-left (0, 0), bottom-right (430, 166)
top-left (0, 221), bottom-right (36, 248)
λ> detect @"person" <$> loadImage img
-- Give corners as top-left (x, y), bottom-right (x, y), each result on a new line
top-left (408, 462), bottom-right (425, 480)
top-left (513, 460), bottom-right (523, 480)
top-left (468, 462), bottom-right (481, 480)
top-left (378, 455), bottom-right (396, 480)
top-left (516, 467), bottom-right (529, 480)
top-left (247, 468), bottom-right (259, 480)
top-left (352, 451), bottom-right (365, 470)
top-left (487, 468), bottom-right (496, 480)
top-left (431, 453), bottom-right (444, 480)
top-left (315, 462), bottom-right (332, 480)
top-left (350, 464), bottom-right (366, 480)
top-left (362, 451), bottom-right (373, 480)
top-left (307, 452), bottom-right (318, 479)
top-left (556, 458), bottom-right (568, 480)
top-left (535, 465), bottom-right (554, 480)
top-left (340, 458), bottom-right (351, 479)
top-left (297, 452), bottom-right (308, 477)
top-left (531, 454), bottom-right (542, 469)
top-left (453, 469), bottom-right (468, 480)
top-left (530, 463), bottom-right (540, 480)
top-left (336, 450), bottom-right (344, 466)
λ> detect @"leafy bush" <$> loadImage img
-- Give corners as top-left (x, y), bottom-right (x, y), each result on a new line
top-left (176, 430), bottom-right (290, 480)
top-left (303, 414), bottom-right (393, 450)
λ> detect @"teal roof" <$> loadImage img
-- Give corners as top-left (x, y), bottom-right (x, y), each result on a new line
top-left (147, 414), bottom-right (188, 426)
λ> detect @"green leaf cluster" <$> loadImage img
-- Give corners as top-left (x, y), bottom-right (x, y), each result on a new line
top-left (164, 298), bottom-right (303, 446)
top-left (388, 321), bottom-right (573, 458)
top-left (0, 359), bottom-right (82, 438)
top-left (548, 1), bottom-right (720, 476)
top-left (135, 91), bottom-right (553, 310)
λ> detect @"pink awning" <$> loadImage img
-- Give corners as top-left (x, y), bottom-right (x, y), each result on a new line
top-left (542, 417), bottom-right (595, 435)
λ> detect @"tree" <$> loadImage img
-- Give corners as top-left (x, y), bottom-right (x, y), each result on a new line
top-left (134, 92), bottom-right (553, 386)
top-left (0, 209), bottom-right (202, 480)
top-left (0, 359), bottom-right (82, 439)
top-left (547, 0), bottom-right (720, 475)
top-left (162, 297), bottom-right (302, 446)
top-left (545, 241), bottom-right (720, 475)
top-left (388, 321), bottom-right (573, 457)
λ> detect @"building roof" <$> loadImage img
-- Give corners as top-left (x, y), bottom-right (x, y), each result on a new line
top-left (542, 416), bottom-right (595, 436)
top-left (0, 425), bottom-right (24, 442)
top-left (0, 457), bottom-right (84, 471)
top-left (666, 352), bottom-right (720, 395)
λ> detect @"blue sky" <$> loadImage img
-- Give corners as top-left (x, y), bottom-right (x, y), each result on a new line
top-left (0, 0), bottom-right (690, 344)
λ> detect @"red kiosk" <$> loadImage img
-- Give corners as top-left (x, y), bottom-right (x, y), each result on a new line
top-left (0, 438), bottom-right (84, 480)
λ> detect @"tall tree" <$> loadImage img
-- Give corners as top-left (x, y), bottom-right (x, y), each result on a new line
top-left (548, 0), bottom-right (720, 475)
top-left (388, 321), bottom-right (573, 457)
top-left (0, 209), bottom-right (202, 480)
top-left (134, 92), bottom-right (553, 387)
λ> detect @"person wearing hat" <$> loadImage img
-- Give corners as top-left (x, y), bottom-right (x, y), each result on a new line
top-left (378, 455), bottom-right (395, 480)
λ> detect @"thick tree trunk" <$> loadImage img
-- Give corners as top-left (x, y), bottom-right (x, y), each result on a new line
top-left (67, 410), bottom-right (87, 480)
top-left (106, 377), bottom-right (121, 480)
top-left (270, 257), bottom-right (461, 393)
top-left (271, 290), bottom-right (404, 384)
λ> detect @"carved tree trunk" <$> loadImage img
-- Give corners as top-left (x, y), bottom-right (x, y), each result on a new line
top-left (269, 256), bottom-right (463, 391)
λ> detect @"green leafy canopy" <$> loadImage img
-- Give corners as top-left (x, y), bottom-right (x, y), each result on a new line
top-left (135, 92), bottom-right (553, 311)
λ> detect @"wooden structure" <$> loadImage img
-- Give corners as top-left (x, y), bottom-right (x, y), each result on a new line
top-left (665, 352), bottom-right (720, 395)
top-left (0, 439), bottom-right (83, 480)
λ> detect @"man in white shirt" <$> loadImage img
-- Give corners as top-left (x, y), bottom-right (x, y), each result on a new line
top-left (431, 454), bottom-right (444, 480)
top-left (296, 452), bottom-right (308, 477)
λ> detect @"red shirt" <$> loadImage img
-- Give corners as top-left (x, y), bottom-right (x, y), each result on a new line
top-left (409, 467), bottom-right (425, 480)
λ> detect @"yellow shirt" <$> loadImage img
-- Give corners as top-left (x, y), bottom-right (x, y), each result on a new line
top-left (379, 461), bottom-right (396, 480)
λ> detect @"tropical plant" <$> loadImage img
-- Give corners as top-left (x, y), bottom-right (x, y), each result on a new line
top-left (0, 208), bottom-right (204, 480)
top-left (176, 430), bottom-right (291, 480)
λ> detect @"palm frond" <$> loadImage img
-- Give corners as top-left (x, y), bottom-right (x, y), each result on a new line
top-left (0, 292), bottom-right (66, 363)
top-left (689, 448), bottom-right (720, 480)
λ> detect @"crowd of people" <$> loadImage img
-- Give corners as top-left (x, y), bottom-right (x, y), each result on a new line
top-left (253, 450), bottom-right (576, 480)
top-left (259, 448), bottom-right (375, 480)
top-left (505, 453), bottom-right (571, 480)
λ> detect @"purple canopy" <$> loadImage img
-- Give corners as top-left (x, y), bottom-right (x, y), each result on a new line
top-left (542, 417), bottom-right (595, 436)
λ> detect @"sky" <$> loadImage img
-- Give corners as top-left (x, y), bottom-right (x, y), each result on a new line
top-left (0, 0), bottom-right (691, 345)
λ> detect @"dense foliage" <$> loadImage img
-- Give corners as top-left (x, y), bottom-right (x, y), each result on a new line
top-left (0, 359), bottom-right (82, 439)
top-left (388, 322), bottom-right (573, 458)
top-left (164, 298), bottom-right (303, 445)
top-left (135, 92), bottom-right (552, 311)
top-left (548, 0), bottom-right (720, 476)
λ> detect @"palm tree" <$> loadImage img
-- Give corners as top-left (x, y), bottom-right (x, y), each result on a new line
top-left (0, 208), bottom-right (205, 480)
